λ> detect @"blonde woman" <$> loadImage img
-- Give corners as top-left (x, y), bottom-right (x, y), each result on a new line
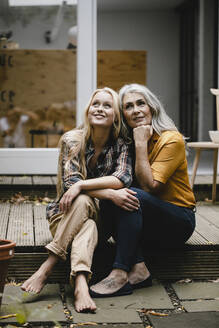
top-left (21, 87), bottom-right (137, 312)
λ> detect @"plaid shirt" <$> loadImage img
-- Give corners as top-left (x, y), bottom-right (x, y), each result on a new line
top-left (46, 134), bottom-right (132, 219)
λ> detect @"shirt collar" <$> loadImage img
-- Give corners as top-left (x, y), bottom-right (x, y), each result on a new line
top-left (86, 135), bottom-right (115, 155)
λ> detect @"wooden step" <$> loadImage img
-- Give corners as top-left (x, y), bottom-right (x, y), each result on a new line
top-left (7, 249), bottom-right (219, 282)
top-left (0, 175), bottom-right (219, 201)
top-left (1, 201), bottom-right (219, 281)
top-left (0, 175), bottom-right (57, 199)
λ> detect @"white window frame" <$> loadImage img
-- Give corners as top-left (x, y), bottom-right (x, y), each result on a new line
top-left (0, 0), bottom-right (97, 175)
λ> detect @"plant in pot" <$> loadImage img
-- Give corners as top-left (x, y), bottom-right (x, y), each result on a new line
top-left (0, 239), bottom-right (16, 310)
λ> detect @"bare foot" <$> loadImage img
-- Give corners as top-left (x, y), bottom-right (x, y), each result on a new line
top-left (90, 269), bottom-right (128, 295)
top-left (21, 253), bottom-right (58, 294)
top-left (21, 270), bottom-right (47, 294)
top-left (128, 262), bottom-right (150, 285)
top-left (74, 273), bottom-right (96, 313)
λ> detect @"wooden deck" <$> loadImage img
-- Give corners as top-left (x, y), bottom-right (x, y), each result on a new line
top-left (0, 175), bottom-right (219, 282)
top-left (0, 175), bottom-right (57, 200)
top-left (0, 201), bottom-right (219, 281)
top-left (0, 175), bottom-right (57, 185)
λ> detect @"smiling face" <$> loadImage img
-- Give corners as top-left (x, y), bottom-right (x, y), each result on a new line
top-left (122, 92), bottom-right (152, 129)
top-left (88, 91), bottom-right (115, 128)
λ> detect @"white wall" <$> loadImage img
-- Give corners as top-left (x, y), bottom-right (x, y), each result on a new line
top-left (97, 10), bottom-right (180, 126)
top-left (198, 0), bottom-right (216, 141)
top-left (0, 6), bottom-right (77, 49)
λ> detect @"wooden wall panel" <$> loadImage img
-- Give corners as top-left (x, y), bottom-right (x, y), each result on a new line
top-left (0, 50), bottom-right (146, 147)
top-left (0, 49), bottom-right (76, 114)
top-left (0, 49), bottom-right (76, 147)
top-left (97, 50), bottom-right (146, 91)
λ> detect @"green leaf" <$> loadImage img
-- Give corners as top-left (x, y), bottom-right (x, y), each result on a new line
top-left (16, 312), bottom-right (26, 324)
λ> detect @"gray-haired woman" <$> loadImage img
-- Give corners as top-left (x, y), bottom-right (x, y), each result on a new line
top-left (90, 84), bottom-right (196, 298)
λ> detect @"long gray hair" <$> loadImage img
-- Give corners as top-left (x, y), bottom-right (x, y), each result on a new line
top-left (119, 84), bottom-right (178, 136)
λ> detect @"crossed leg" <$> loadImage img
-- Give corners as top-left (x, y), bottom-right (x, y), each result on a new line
top-left (21, 195), bottom-right (98, 312)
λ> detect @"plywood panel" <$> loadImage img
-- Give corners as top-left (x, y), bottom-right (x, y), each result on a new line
top-left (97, 50), bottom-right (146, 91)
top-left (0, 49), bottom-right (76, 147)
top-left (0, 50), bottom-right (145, 147)
top-left (0, 49), bottom-right (76, 113)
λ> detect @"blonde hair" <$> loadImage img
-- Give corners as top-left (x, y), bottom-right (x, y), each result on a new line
top-left (119, 84), bottom-right (178, 136)
top-left (56, 87), bottom-right (121, 197)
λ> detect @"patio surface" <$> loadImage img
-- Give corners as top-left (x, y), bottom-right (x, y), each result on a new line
top-left (0, 159), bottom-right (219, 326)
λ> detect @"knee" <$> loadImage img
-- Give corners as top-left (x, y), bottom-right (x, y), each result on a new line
top-left (86, 218), bottom-right (97, 231)
top-left (71, 194), bottom-right (98, 220)
top-left (99, 199), bottom-right (113, 211)
top-left (130, 187), bottom-right (153, 207)
top-left (73, 194), bottom-right (94, 209)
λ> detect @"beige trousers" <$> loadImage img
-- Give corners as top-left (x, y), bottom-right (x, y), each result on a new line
top-left (46, 194), bottom-right (99, 278)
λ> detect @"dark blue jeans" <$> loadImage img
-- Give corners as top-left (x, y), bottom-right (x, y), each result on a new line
top-left (99, 187), bottom-right (196, 272)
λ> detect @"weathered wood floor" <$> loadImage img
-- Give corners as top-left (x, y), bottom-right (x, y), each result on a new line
top-left (0, 175), bottom-right (57, 185)
top-left (0, 175), bottom-right (219, 282)
top-left (0, 201), bottom-right (219, 281)
top-left (0, 175), bottom-right (57, 200)
top-left (1, 202), bottom-right (219, 250)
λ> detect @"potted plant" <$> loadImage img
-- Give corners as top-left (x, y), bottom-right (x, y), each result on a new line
top-left (0, 239), bottom-right (16, 309)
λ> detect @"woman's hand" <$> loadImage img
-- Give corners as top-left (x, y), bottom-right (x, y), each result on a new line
top-left (133, 125), bottom-right (153, 144)
top-left (110, 188), bottom-right (140, 211)
top-left (59, 181), bottom-right (82, 213)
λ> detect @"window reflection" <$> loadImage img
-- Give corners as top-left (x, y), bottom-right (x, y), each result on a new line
top-left (0, 1), bottom-right (77, 148)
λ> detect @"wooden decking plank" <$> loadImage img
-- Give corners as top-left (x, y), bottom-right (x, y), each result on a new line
top-left (195, 212), bottom-right (219, 244)
top-left (8, 250), bottom-right (219, 281)
top-left (189, 175), bottom-right (219, 184)
top-left (197, 205), bottom-right (219, 228)
top-left (7, 203), bottom-right (34, 246)
top-left (51, 176), bottom-right (57, 185)
top-left (0, 176), bottom-right (13, 184)
top-left (186, 230), bottom-right (209, 245)
top-left (207, 204), bottom-right (219, 212)
top-left (32, 176), bottom-right (54, 185)
top-left (34, 204), bottom-right (52, 246)
top-left (0, 203), bottom-right (10, 240)
top-left (12, 176), bottom-right (32, 185)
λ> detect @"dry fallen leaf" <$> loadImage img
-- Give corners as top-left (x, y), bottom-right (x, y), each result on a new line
top-left (176, 278), bottom-right (192, 283)
top-left (137, 309), bottom-right (168, 317)
top-left (42, 197), bottom-right (53, 203)
top-left (0, 314), bottom-right (17, 320)
top-left (6, 280), bottom-right (21, 286)
top-left (70, 323), bottom-right (98, 327)
top-left (209, 278), bottom-right (219, 283)
top-left (10, 192), bottom-right (29, 204)
top-left (149, 311), bottom-right (168, 317)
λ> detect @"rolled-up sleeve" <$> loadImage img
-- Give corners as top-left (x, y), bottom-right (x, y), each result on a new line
top-left (112, 143), bottom-right (133, 187)
top-left (63, 158), bottom-right (84, 191)
top-left (59, 135), bottom-right (84, 192)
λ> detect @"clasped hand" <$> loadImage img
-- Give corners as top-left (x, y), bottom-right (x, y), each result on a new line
top-left (111, 188), bottom-right (140, 211)
top-left (59, 182), bottom-right (81, 213)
